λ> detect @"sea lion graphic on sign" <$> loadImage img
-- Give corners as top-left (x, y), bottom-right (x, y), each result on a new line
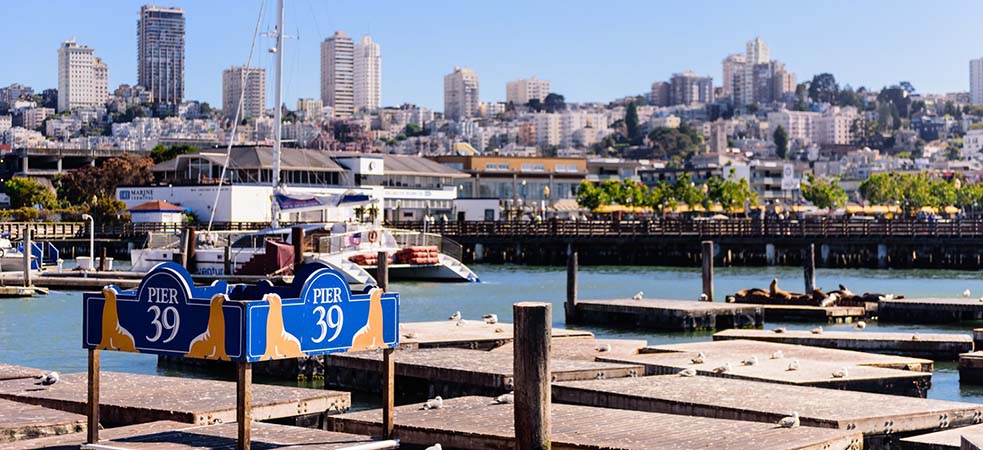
top-left (185, 294), bottom-right (231, 360)
top-left (260, 293), bottom-right (305, 360)
top-left (97, 287), bottom-right (137, 352)
top-left (349, 288), bottom-right (386, 352)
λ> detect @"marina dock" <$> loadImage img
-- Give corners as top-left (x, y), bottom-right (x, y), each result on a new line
top-left (598, 339), bottom-right (933, 396)
top-left (327, 347), bottom-right (644, 396)
top-left (879, 297), bottom-right (983, 323)
top-left (714, 329), bottom-right (973, 360)
top-left (899, 423), bottom-right (983, 450)
top-left (761, 304), bottom-right (867, 323)
top-left (0, 398), bottom-right (85, 443)
top-left (0, 372), bottom-right (350, 427)
top-left (330, 395), bottom-right (863, 450)
top-left (489, 336), bottom-right (648, 360)
top-left (398, 320), bottom-right (594, 350)
top-left (0, 364), bottom-right (42, 382)
top-left (570, 298), bottom-right (763, 331)
top-left (958, 352), bottom-right (983, 384)
top-left (553, 375), bottom-right (983, 446)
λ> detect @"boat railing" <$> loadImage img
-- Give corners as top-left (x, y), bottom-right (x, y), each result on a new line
top-left (387, 229), bottom-right (464, 262)
top-left (311, 227), bottom-right (395, 255)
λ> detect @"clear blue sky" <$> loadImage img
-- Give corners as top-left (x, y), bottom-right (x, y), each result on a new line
top-left (3, 0), bottom-right (981, 111)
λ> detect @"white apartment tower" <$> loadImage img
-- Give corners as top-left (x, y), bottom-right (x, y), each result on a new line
top-left (972, 58), bottom-right (983, 105)
top-left (137, 5), bottom-right (185, 107)
top-left (353, 35), bottom-right (381, 113)
top-left (222, 66), bottom-right (266, 119)
top-left (57, 38), bottom-right (109, 112)
top-left (721, 53), bottom-right (745, 100)
top-left (444, 67), bottom-right (480, 121)
top-left (320, 31), bottom-right (355, 117)
top-left (740, 37), bottom-right (770, 106)
top-left (506, 77), bottom-right (551, 105)
top-left (296, 98), bottom-right (324, 121)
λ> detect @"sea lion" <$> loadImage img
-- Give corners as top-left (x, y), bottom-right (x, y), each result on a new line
top-left (97, 287), bottom-right (137, 352)
top-left (769, 278), bottom-right (793, 301)
top-left (186, 294), bottom-right (230, 360)
top-left (260, 293), bottom-right (305, 360)
top-left (350, 288), bottom-right (387, 352)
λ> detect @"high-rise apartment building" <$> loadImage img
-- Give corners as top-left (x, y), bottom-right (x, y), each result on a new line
top-left (740, 37), bottom-right (769, 106)
top-left (506, 77), bottom-right (551, 105)
top-left (669, 71), bottom-right (713, 105)
top-left (57, 38), bottom-right (109, 112)
top-left (444, 67), bottom-right (480, 121)
top-left (972, 58), bottom-right (983, 105)
top-left (353, 35), bottom-right (381, 113)
top-left (222, 66), bottom-right (266, 119)
top-left (137, 5), bottom-right (185, 107)
top-left (650, 81), bottom-right (670, 107)
top-left (320, 31), bottom-right (355, 117)
top-left (296, 98), bottom-right (324, 121)
top-left (721, 53), bottom-right (745, 99)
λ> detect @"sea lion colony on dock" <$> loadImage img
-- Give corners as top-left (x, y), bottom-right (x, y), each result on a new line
top-left (727, 278), bottom-right (901, 307)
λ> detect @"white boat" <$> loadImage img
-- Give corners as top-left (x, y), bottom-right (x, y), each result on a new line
top-left (0, 236), bottom-right (36, 273)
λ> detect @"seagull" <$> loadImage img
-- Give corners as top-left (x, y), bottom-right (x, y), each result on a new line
top-left (741, 356), bottom-right (759, 366)
top-left (456, 319), bottom-right (468, 327)
top-left (422, 396), bottom-right (443, 410)
top-left (633, 291), bottom-right (644, 300)
top-left (495, 392), bottom-right (514, 404)
top-left (596, 343), bottom-right (612, 353)
top-left (494, 327), bottom-right (505, 333)
top-left (482, 314), bottom-right (498, 324)
top-left (698, 293), bottom-right (709, 302)
top-left (878, 294), bottom-right (896, 301)
top-left (770, 350), bottom-right (784, 360)
top-left (786, 359), bottom-right (800, 371)
top-left (810, 326), bottom-right (823, 335)
top-left (772, 327), bottom-right (787, 334)
top-left (964, 289), bottom-right (972, 298)
top-left (678, 368), bottom-right (697, 377)
top-left (424, 445), bottom-right (442, 450)
top-left (37, 372), bottom-right (59, 386)
top-left (403, 332), bottom-right (419, 339)
top-left (712, 363), bottom-right (732, 374)
top-left (912, 334), bottom-right (920, 341)
top-left (449, 311), bottom-right (461, 321)
top-left (691, 351), bottom-right (706, 364)
top-left (778, 412), bottom-right (800, 428)
top-left (855, 321), bottom-right (866, 330)
top-left (819, 293), bottom-right (839, 308)
top-left (832, 367), bottom-right (849, 378)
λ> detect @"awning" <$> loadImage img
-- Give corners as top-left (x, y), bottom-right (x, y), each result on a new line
top-left (275, 191), bottom-right (374, 214)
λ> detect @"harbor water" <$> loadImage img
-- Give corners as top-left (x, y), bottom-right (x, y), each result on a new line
top-left (3, 264), bottom-right (983, 404)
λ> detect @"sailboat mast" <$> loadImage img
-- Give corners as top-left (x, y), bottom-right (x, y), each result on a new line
top-left (270, 0), bottom-right (285, 228)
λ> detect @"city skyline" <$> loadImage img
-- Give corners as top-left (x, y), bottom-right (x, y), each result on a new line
top-left (3, 1), bottom-right (983, 111)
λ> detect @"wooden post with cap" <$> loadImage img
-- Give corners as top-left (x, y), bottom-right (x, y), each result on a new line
top-left (514, 301), bottom-right (552, 450)
top-left (701, 240), bottom-right (714, 302)
top-left (565, 247), bottom-right (577, 324)
top-left (377, 251), bottom-right (395, 439)
top-left (237, 361), bottom-right (252, 450)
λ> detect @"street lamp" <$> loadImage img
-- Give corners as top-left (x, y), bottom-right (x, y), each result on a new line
top-left (81, 214), bottom-right (94, 275)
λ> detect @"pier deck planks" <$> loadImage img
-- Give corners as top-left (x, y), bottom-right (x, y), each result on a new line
top-left (573, 298), bottom-right (763, 331)
top-left (0, 372), bottom-right (350, 427)
top-left (553, 375), bottom-right (983, 439)
top-left (899, 423), bottom-right (983, 450)
top-left (0, 398), bottom-right (85, 443)
top-left (0, 364), bottom-right (43, 382)
top-left (714, 329), bottom-right (972, 360)
top-left (761, 304), bottom-right (867, 323)
top-left (598, 339), bottom-right (932, 396)
top-left (9, 420), bottom-right (387, 449)
top-left (330, 395), bottom-right (863, 450)
top-left (879, 297), bottom-right (983, 323)
top-left (327, 348), bottom-right (644, 395)
top-left (488, 336), bottom-right (647, 361)
top-left (398, 320), bottom-right (593, 350)
top-left (958, 352), bottom-right (983, 384)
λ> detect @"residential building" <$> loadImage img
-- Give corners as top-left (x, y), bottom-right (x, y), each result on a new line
top-left (444, 67), bottom-right (480, 121)
top-left (320, 31), bottom-right (355, 117)
top-left (57, 38), bottom-right (109, 112)
top-left (221, 66), bottom-right (266, 119)
top-left (533, 113), bottom-right (560, 148)
top-left (478, 102), bottom-right (506, 118)
top-left (353, 35), bottom-right (381, 113)
top-left (740, 37), bottom-right (770, 106)
top-left (972, 58), bottom-right (983, 105)
top-left (767, 109), bottom-right (818, 143)
top-left (650, 115), bottom-right (681, 129)
top-left (137, 5), bottom-right (185, 107)
top-left (296, 98), bottom-right (324, 121)
top-left (964, 129), bottom-right (983, 156)
top-left (0, 84), bottom-right (33, 106)
top-left (0, 115), bottom-right (11, 133)
top-left (21, 107), bottom-right (54, 130)
top-left (814, 107), bottom-right (857, 145)
top-left (670, 71), bottom-right (713, 105)
top-left (650, 81), bottom-right (670, 107)
top-left (721, 53), bottom-right (745, 100)
top-left (506, 77), bottom-right (551, 105)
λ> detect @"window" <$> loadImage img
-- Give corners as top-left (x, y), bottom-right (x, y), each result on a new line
top-left (484, 209), bottom-right (495, 221)
top-left (555, 163), bottom-right (580, 173)
top-left (484, 162), bottom-right (510, 172)
top-left (521, 163), bottom-right (545, 172)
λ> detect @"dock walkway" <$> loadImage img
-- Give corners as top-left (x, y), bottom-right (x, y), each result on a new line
top-left (0, 372), bottom-right (350, 427)
top-left (330, 395), bottom-right (863, 450)
top-left (572, 298), bottom-right (763, 331)
top-left (899, 423), bottom-right (983, 450)
top-left (879, 298), bottom-right (983, 323)
top-left (762, 304), bottom-right (867, 323)
top-left (398, 320), bottom-right (593, 350)
top-left (714, 329), bottom-right (972, 360)
top-left (598, 339), bottom-right (932, 396)
top-left (0, 398), bottom-right (85, 443)
top-left (0, 364), bottom-right (42, 382)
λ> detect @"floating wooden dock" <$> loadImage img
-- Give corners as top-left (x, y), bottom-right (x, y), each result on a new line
top-left (0, 274), bottom-right (141, 290)
top-left (714, 329), bottom-right (973, 360)
top-left (327, 348), bottom-right (644, 396)
top-left (761, 304), bottom-right (867, 323)
top-left (898, 423), bottom-right (983, 450)
top-left (330, 395), bottom-right (863, 450)
top-left (570, 298), bottom-right (763, 331)
top-left (0, 372), bottom-right (350, 427)
top-left (0, 364), bottom-right (42, 382)
top-left (879, 297), bottom-right (983, 323)
top-left (958, 352), bottom-right (983, 384)
top-left (0, 398), bottom-right (85, 443)
top-left (598, 339), bottom-right (933, 397)
top-left (489, 336), bottom-right (647, 361)
top-left (9, 420), bottom-right (390, 449)
top-left (0, 286), bottom-right (48, 298)
top-left (553, 375), bottom-right (983, 447)
top-left (398, 320), bottom-right (594, 350)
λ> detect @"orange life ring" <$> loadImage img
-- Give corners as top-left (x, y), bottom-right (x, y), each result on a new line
top-left (368, 230), bottom-right (379, 243)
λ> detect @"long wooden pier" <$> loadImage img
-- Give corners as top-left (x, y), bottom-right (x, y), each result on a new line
top-left (398, 320), bottom-right (594, 350)
top-left (598, 339), bottom-right (933, 396)
top-left (958, 352), bottom-right (983, 384)
top-left (330, 395), bottom-right (863, 450)
top-left (0, 372), bottom-right (350, 427)
top-left (552, 375), bottom-right (983, 447)
top-left (714, 329), bottom-right (973, 360)
top-left (0, 399), bottom-right (85, 443)
top-left (879, 297), bottom-right (983, 323)
top-left (899, 423), bottom-right (983, 450)
top-left (762, 304), bottom-right (867, 323)
top-left (0, 364), bottom-right (42, 382)
top-left (570, 298), bottom-right (763, 331)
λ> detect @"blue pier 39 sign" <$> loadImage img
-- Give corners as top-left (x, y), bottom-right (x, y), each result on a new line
top-left (82, 263), bottom-right (399, 362)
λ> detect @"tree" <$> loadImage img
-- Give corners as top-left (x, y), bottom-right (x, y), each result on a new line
top-left (90, 196), bottom-right (130, 224)
top-left (150, 144), bottom-right (198, 163)
top-left (800, 174), bottom-right (847, 210)
top-left (526, 99), bottom-right (544, 112)
top-left (57, 155), bottom-right (154, 205)
top-left (403, 123), bottom-right (427, 137)
top-left (575, 181), bottom-right (608, 210)
top-left (808, 73), bottom-right (839, 104)
top-left (706, 174), bottom-right (758, 211)
top-left (836, 85), bottom-right (862, 108)
top-left (773, 125), bottom-right (789, 159)
top-left (625, 102), bottom-right (641, 145)
top-left (543, 93), bottom-right (566, 113)
top-left (672, 173), bottom-right (704, 209)
top-left (4, 177), bottom-right (56, 209)
top-left (899, 81), bottom-right (916, 95)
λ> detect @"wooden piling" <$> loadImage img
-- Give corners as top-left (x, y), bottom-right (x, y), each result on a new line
top-left (292, 226), bottom-right (305, 270)
top-left (184, 227), bottom-right (196, 273)
top-left (513, 302), bottom-right (551, 450)
top-left (99, 246), bottom-right (107, 272)
top-left (376, 251), bottom-right (389, 292)
top-left (22, 227), bottom-right (31, 287)
top-left (377, 250), bottom-right (395, 440)
top-left (565, 251), bottom-right (578, 324)
top-left (701, 241), bottom-right (713, 302)
top-left (803, 244), bottom-right (816, 294)
top-left (86, 349), bottom-right (99, 444)
top-left (224, 245), bottom-right (233, 276)
top-left (237, 362), bottom-right (251, 450)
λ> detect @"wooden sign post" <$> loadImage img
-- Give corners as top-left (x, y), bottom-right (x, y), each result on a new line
top-left (377, 251), bottom-right (395, 439)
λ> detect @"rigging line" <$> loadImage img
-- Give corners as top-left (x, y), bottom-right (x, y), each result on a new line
top-left (207, 0), bottom-right (267, 232)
